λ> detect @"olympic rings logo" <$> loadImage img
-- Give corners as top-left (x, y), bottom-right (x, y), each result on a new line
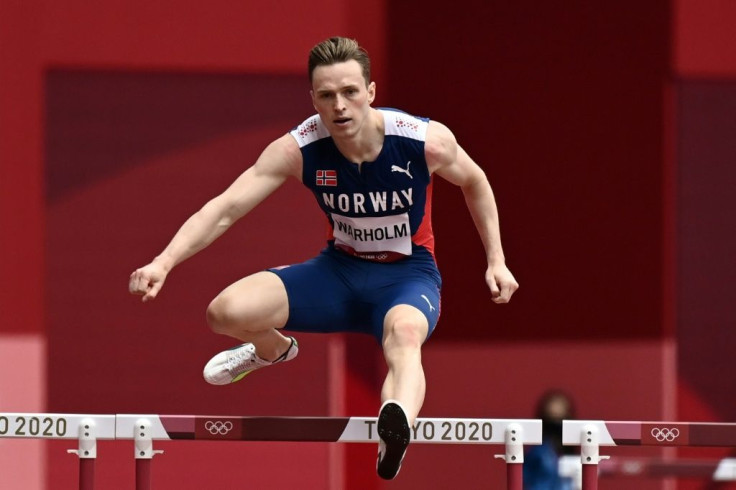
top-left (205, 420), bottom-right (234, 435)
top-left (650, 427), bottom-right (680, 442)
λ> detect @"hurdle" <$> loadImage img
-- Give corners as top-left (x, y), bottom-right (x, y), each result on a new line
top-left (563, 420), bottom-right (736, 490)
top-left (0, 413), bottom-right (542, 490)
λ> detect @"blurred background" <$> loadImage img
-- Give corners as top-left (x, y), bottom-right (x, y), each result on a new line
top-left (1, 0), bottom-right (735, 489)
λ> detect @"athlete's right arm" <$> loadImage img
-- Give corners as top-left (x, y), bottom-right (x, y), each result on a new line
top-left (128, 133), bottom-right (302, 302)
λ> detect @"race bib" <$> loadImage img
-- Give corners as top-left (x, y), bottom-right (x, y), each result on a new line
top-left (331, 213), bottom-right (412, 256)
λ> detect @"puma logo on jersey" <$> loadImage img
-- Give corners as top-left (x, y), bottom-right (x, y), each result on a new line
top-left (391, 161), bottom-right (413, 179)
top-left (421, 294), bottom-right (436, 312)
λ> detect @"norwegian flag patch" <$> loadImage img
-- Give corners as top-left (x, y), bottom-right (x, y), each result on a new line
top-left (316, 170), bottom-right (337, 186)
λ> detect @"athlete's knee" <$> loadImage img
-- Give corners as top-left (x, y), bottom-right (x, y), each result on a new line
top-left (383, 317), bottom-right (425, 352)
top-left (206, 294), bottom-right (240, 335)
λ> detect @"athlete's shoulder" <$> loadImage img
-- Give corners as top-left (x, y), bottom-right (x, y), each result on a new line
top-left (289, 114), bottom-right (331, 148)
top-left (424, 121), bottom-right (458, 171)
top-left (379, 107), bottom-right (429, 141)
top-left (255, 133), bottom-right (303, 180)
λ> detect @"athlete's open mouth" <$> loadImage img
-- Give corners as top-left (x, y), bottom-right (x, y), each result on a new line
top-left (334, 118), bottom-right (352, 126)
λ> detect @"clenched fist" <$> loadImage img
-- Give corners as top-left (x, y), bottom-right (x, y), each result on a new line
top-left (129, 262), bottom-right (168, 302)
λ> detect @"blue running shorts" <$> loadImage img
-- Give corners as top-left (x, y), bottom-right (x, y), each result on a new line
top-left (268, 245), bottom-right (442, 343)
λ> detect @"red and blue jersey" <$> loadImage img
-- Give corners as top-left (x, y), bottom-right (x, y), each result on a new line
top-left (290, 108), bottom-right (435, 262)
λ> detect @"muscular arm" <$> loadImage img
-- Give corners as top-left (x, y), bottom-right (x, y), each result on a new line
top-left (129, 133), bottom-right (302, 301)
top-left (425, 121), bottom-right (518, 303)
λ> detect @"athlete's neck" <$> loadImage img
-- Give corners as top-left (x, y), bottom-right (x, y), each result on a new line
top-left (333, 108), bottom-right (384, 165)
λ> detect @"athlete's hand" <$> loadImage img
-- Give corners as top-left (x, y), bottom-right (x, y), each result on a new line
top-left (129, 262), bottom-right (168, 302)
top-left (486, 263), bottom-right (518, 304)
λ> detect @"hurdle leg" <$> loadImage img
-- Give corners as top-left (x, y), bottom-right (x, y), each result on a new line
top-left (67, 417), bottom-right (98, 490)
top-left (493, 422), bottom-right (524, 490)
top-left (134, 418), bottom-right (163, 490)
top-left (580, 424), bottom-right (608, 490)
top-left (581, 465), bottom-right (598, 490)
top-left (506, 461), bottom-right (523, 490)
top-left (79, 458), bottom-right (95, 490)
top-left (136, 459), bottom-right (152, 490)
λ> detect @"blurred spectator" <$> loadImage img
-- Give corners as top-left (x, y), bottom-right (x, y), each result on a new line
top-left (524, 390), bottom-right (577, 490)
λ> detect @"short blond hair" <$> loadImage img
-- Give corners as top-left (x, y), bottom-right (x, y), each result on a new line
top-left (308, 37), bottom-right (371, 85)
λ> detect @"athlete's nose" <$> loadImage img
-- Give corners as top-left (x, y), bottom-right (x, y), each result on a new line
top-left (334, 94), bottom-right (347, 112)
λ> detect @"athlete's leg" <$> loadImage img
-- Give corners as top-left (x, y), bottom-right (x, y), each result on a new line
top-left (206, 271), bottom-right (292, 361)
top-left (376, 303), bottom-right (429, 479)
top-left (380, 304), bottom-right (429, 425)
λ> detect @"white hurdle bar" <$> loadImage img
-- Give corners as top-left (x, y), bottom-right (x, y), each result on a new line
top-left (0, 413), bottom-right (542, 490)
top-left (563, 420), bottom-right (736, 490)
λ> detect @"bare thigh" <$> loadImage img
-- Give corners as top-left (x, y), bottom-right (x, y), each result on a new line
top-left (207, 271), bottom-right (289, 333)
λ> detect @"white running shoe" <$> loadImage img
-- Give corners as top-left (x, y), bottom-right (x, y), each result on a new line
top-left (202, 337), bottom-right (298, 385)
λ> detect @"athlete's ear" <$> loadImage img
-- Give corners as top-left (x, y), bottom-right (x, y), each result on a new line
top-left (367, 82), bottom-right (376, 104)
top-left (310, 90), bottom-right (317, 110)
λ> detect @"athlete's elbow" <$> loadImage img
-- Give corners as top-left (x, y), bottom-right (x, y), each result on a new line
top-left (460, 171), bottom-right (489, 195)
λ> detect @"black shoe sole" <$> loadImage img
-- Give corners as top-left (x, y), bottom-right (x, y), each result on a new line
top-left (376, 402), bottom-right (410, 480)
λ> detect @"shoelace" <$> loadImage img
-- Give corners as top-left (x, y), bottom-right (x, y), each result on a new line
top-left (225, 345), bottom-right (258, 376)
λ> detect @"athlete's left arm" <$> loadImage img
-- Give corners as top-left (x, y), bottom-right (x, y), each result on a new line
top-left (425, 121), bottom-right (519, 303)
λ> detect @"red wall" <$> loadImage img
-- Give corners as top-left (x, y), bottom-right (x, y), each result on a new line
top-left (672, 2), bottom-right (736, 484)
top-left (674, 0), bottom-right (736, 77)
top-left (386, 1), bottom-right (671, 343)
top-left (0, 0), bottom-right (44, 335)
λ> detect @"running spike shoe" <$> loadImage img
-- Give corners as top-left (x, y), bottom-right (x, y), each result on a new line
top-left (202, 337), bottom-right (298, 385)
top-left (376, 400), bottom-right (411, 480)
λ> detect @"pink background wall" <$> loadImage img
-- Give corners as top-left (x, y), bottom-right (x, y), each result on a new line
top-left (2, 0), bottom-right (735, 489)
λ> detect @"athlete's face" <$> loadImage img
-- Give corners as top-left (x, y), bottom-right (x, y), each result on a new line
top-left (310, 60), bottom-right (376, 138)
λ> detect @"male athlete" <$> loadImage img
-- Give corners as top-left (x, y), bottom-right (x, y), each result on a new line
top-left (129, 37), bottom-right (518, 480)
